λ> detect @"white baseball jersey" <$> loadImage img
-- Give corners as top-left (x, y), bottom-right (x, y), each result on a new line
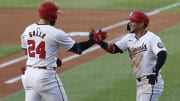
top-left (115, 31), bottom-right (167, 78)
top-left (21, 23), bottom-right (75, 69)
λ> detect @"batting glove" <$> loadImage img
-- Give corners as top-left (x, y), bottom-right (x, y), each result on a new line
top-left (90, 29), bottom-right (107, 43)
top-left (56, 57), bottom-right (62, 67)
top-left (147, 68), bottom-right (159, 85)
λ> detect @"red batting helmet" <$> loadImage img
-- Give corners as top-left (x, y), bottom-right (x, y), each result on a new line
top-left (38, 1), bottom-right (62, 21)
top-left (126, 11), bottom-right (149, 27)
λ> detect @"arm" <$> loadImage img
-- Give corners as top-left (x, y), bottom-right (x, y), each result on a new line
top-left (154, 51), bottom-right (167, 72)
top-left (147, 51), bottom-right (167, 85)
top-left (69, 29), bottom-right (107, 54)
top-left (98, 41), bottom-right (123, 54)
top-left (69, 38), bottom-right (95, 54)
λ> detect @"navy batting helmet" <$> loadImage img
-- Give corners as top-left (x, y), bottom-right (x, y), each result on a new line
top-left (126, 11), bottom-right (149, 27)
top-left (38, 1), bottom-right (62, 21)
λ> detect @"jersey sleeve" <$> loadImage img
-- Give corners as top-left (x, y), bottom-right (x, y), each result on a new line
top-left (114, 35), bottom-right (129, 52)
top-left (55, 31), bottom-right (75, 51)
top-left (150, 36), bottom-right (167, 55)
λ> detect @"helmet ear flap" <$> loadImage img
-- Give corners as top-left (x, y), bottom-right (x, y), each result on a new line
top-left (126, 23), bottom-right (131, 31)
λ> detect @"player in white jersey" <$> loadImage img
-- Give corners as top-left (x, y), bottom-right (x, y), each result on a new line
top-left (96, 11), bottom-right (167, 101)
top-left (20, 1), bottom-right (107, 101)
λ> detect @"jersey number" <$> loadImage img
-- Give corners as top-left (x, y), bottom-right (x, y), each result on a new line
top-left (27, 40), bottom-right (46, 59)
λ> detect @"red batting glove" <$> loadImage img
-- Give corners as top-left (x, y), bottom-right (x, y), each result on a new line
top-left (98, 29), bottom-right (107, 40)
top-left (56, 58), bottom-right (62, 67)
top-left (91, 29), bottom-right (107, 43)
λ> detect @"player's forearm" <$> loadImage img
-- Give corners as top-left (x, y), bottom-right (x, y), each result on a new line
top-left (78, 39), bottom-right (95, 51)
top-left (154, 51), bottom-right (167, 72)
top-left (98, 41), bottom-right (109, 50)
top-left (98, 41), bottom-right (122, 53)
top-left (69, 39), bottom-right (95, 54)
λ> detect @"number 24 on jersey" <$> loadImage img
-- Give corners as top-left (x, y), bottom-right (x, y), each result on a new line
top-left (27, 40), bottom-right (46, 59)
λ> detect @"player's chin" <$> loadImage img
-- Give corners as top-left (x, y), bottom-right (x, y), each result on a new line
top-left (129, 29), bottom-right (135, 33)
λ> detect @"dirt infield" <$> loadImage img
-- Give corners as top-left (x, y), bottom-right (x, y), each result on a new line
top-left (0, 8), bottom-right (180, 98)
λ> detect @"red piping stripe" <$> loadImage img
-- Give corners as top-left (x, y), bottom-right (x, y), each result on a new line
top-left (149, 85), bottom-right (154, 101)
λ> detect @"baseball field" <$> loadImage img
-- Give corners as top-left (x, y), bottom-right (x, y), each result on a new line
top-left (0, 0), bottom-right (180, 101)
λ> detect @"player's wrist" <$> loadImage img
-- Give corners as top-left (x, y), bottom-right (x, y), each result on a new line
top-left (89, 32), bottom-right (96, 43)
top-left (152, 68), bottom-right (159, 76)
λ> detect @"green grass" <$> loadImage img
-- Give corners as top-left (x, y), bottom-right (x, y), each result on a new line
top-left (157, 25), bottom-right (180, 101)
top-left (0, 0), bottom-right (53, 8)
top-left (1, 24), bottom-right (180, 101)
top-left (0, 45), bottom-right (22, 59)
top-left (0, 0), bottom-right (180, 11)
top-left (60, 53), bottom-right (135, 101)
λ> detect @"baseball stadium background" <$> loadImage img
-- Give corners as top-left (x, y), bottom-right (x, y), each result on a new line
top-left (0, 0), bottom-right (180, 101)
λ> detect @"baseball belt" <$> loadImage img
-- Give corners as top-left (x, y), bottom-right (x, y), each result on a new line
top-left (27, 65), bottom-right (56, 70)
top-left (137, 76), bottom-right (148, 82)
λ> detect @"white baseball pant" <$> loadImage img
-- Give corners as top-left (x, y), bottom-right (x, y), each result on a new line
top-left (21, 67), bottom-right (68, 101)
top-left (136, 74), bottom-right (164, 101)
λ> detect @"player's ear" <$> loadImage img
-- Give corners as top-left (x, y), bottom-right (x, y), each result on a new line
top-left (139, 21), bottom-right (145, 28)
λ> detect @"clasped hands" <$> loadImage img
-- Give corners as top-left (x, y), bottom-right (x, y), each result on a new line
top-left (89, 29), bottom-right (107, 43)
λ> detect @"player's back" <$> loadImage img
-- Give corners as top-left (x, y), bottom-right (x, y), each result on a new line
top-left (21, 23), bottom-right (72, 68)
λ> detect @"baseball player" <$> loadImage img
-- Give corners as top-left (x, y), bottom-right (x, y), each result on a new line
top-left (20, 1), bottom-right (106, 101)
top-left (97, 11), bottom-right (167, 101)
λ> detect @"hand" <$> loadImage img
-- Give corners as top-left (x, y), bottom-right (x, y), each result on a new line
top-left (56, 57), bottom-right (62, 67)
top-left (147, 68), bottom-right (158, 85)
top-left (89, 29), bottom-right (107, 43)
top-left (20, 66), bottom-right (26, 75)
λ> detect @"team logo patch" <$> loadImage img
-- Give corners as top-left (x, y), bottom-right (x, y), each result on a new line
top-left (157, 42), bottom-right (164, 48)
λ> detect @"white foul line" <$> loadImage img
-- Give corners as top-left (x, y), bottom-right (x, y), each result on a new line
top-left (0, 56), bottom-right (27, 69)
top-left (3, 2), bottom-right (180, 84)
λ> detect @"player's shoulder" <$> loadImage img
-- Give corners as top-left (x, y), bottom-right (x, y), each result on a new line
top-left (54, 28), bottom-right (66, 34)
top-left (36, 24), bottom-right (66, 36)
top-left (48, 27), bottom-right (69, 39)
top-left (146, 31), bottom-right (161, 39)
top-left (51, 27), bottom-right (67, 36)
